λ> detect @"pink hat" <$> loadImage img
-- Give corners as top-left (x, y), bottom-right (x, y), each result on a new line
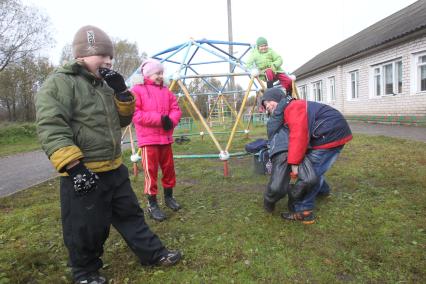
top-left (141, 58), bottom-right (164, 77)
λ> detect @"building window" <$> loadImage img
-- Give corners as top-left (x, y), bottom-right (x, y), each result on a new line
top-left (328, 77), bottom-right (335, 101)
top-left (396, 61), bottom-right (402, 93)
top-left (298, 85), bottom-right (308, 100)
top-left (418, 55), bottom-right (426, 92)
top-left (349, 70), bottom-right (359, 99)
top-left (383, 63), bottom-right (393, 94)
top-left (374, 67), bottom-right (381, 96)
top-left (312, 80), bottom-right (323, 101)
top-left (372, 59), bottom-right (402, 96)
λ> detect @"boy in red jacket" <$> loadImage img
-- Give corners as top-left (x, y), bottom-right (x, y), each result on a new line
top-left (262, 88), bottom-right (352, 223)
top-left (131, 58), bottom-right (182, 221)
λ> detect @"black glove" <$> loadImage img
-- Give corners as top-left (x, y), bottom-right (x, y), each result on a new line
top-left (66, 162), bottom-right (99, 196)
top-left (98, 67), bottom-right (127, 93)
top-left (161, 115), bottom-right (173, 131)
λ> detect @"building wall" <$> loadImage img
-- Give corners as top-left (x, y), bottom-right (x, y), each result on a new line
top-left (295, 35), bottom-right (426, 117)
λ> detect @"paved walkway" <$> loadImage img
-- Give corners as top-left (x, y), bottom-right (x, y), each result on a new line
top-left (0, 122), bottom-right (425, 198)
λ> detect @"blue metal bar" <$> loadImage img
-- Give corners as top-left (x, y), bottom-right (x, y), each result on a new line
top-left (186, 60), bottom-right (228, 66)
top-left (192, 41), bottom-right (249, 72)
top-left (157, 41), bottom-right (191, 66)
top-left (152, 42), bottom-right (187, 57)
top-left (207, 43), bottom-right (237, 61)
top-left (194, 39), bottom-right (251, 46)
top-left (186, 66), bottom-right (221, 93)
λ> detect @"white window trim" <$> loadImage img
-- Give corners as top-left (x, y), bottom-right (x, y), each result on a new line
top-left (347, 70), bottom-right (359, 100)
top-left (410, 51), bottom-right (426, 94)
top-left (312, 80), bottom-right (323, 102)
top-left (327, 76), bottom-right (336, 102)
top-left (298, 84), bottom-right (308, 100)
top-left (369, 58), bottom-right (402, 98)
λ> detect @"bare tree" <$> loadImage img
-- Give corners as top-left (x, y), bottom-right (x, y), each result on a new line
top-left (0, 0), bottom-right (54, 72)
top-left (59, 43), bottom-right (73, 65)
top-left (0, 55), bottom-right (53, 121)
top-left (112, 39), bottom-right (143, 78)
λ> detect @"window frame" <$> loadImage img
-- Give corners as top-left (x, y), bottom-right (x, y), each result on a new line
top-left (371, 58), bottom-right (403, 97)
top-left (298, 84), bottom-right (308, 100)
top-left (417, 54), bottom-right (426, 92)
top-left (328, 76), bottom-right (336, 101)
top-left (349, 70), bottom-right (359, 99)
top-left (312, 80), bottom-right (323, 102)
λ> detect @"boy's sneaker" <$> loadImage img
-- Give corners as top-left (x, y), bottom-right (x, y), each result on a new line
top-left (156, 250), bottom-right (182, 266)
top-left (148, 203), bottom-right (167, 221)
top-left (281, 210), bottom-right (315, 224)
top-left (75, 272), bottom-right (107, 284)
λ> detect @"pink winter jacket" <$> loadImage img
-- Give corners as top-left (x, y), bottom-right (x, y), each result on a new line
top-left (131, 78), bottom-right (182, 147)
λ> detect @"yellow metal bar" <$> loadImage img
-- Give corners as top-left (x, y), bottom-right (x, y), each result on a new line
top-left (225, 78), bottom-right (255, 151)
top-left (121, 125), bottom-right (129, 141)
top-left (128, 124), bottom-right (136, 155)
top-left (207, 94), bottom-right (221, 121)
top-left (177, 80), bottom-right (223, 152)
top-left (292, 80), bottom-right (299, 99)
top-left (169, 80), bottom-right (178, 93)
top-left (222, 95), bottom-right (245, 129)
top-left (256, 77), bottom-right (266, 91)
top-left (245, 91), bottom-right (261, 130)
top-left (181, 98), bottom-right (202, 132)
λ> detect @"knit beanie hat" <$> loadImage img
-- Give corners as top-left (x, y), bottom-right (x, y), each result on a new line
top-left (256, 37), bottom-right (268, 46)
top-left (72, 25), bottom-right (114, 59)
top-left (141, 58), bottom-right (164, 77)
top-left (261, 88), bottom-right (285, 107)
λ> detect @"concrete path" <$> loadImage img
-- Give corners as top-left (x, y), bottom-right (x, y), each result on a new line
top-left (0, 150), bottom-right (57, 197)
top-left (0, 122), bottom-right (425, 198)
top-left (348, 121), bottom-right (426, 143)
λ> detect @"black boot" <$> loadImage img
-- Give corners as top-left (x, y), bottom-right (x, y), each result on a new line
top-left (147, 195), bottom-right (166, 221)
top-left (266, 81), bottom-right (274, 88)
top-left (164, 188), bottom-right (181, 211)
top-left (263, 198), bottom-right (275, 213)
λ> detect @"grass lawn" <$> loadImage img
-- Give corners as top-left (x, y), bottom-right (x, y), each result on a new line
top-left (0, 128), bottom-right (425, 283)
top-left (0, 123), bottom-right (40, 157)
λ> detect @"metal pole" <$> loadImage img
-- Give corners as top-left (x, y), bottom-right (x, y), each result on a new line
top-left (227, 0), bottom-right (235, 92)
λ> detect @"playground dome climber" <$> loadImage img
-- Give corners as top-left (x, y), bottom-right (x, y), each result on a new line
top-left (123, 38), bottom-right (298, 177)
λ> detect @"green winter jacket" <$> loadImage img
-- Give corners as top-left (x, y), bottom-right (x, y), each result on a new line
top-left (245, 47), bottom-right (285, 80)
top-left (35, 60), bottom-right (135, 173)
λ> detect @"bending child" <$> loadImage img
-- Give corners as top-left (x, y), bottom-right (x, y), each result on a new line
top-left (261, 88), bottom-right (352, 224)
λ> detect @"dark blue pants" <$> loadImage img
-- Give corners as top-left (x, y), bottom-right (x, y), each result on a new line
top-left (293, 146), bottom-right (343, 212)
top-left (60, 164), bottom-right (166, 281)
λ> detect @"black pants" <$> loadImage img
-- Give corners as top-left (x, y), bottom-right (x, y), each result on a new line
top-left (60, 164), bottom-right (166, 280)
top-left (264, 152), bottom-right (291, 204)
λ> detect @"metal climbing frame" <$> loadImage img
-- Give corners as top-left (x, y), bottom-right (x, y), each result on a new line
top-left (126, 39), bottom-right (270, 177)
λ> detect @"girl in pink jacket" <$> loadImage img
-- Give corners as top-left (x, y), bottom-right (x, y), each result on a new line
top-left (131, 58), bottom-right (182, 221)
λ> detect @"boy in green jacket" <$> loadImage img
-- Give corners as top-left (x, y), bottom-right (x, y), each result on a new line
top-left (246, 37), bottom-right (294, 93)
top-left (35, 25), bottom-right (181, 284)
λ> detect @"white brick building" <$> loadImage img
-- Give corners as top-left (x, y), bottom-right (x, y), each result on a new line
top-left (294, 0), bottom-right (426, 125)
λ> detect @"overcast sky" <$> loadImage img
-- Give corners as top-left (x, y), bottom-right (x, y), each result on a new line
top-left (24, 0), bottom-right (418, 73)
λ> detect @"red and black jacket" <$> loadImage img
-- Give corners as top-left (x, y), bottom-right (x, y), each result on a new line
top-left (283, 100), bottom-right (352, 164)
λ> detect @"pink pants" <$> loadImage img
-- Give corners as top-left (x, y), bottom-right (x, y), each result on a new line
top-left (264, 68), bottom-right (292, 91)
top-left (140, 144), bottom-right (176, 195)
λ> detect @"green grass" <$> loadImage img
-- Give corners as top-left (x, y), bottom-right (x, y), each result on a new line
top-left (0, 129), bottom-right (425, 283)
top-left (0, 123), bottom-right (40, 157)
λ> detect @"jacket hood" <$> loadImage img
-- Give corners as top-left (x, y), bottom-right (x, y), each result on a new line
top-left (57, 59), bottom-right (102, 84)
